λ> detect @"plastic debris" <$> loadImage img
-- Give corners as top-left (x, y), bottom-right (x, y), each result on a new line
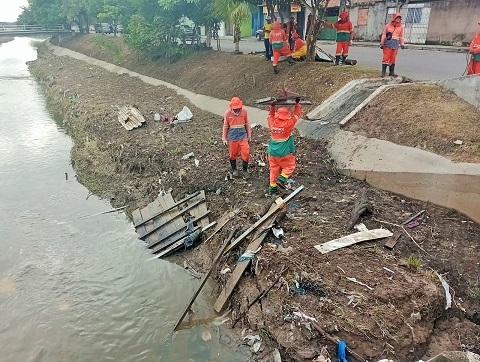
top-left (377, 359), bottom-right (394, 362)
top-left (257, 160), bottom-right (266, 167)
top-left (337, 340), bottom-right (347, 362)
top-left (201, 330), bottom-right (212, 341)
top-left (243, 335), bottom-right (261, 353)
top-left (194, 159), bottom-right (200, 167)
top-left (453, 139), bottom-right (463, 145)
top-left (220, 266), bottom-right (231, 275)
top-left (354, 223), bottom-right (368, 232)
top-left (293, 311), bottom-right (317, 322)
top-left (406, 220), bottom-right (420, 229)
top-left (272, 348), bottom-right (282, 362)
top-left (346, 276), bottom-right (373, 290)
top-left (181, 152), bottom-right (194, 160)
top-left (272, 227), bottom-right (284, 238)
top-left (410, 311), bottom-right (422, 322)
top-left (437, 273), bottom-right (452, 310)
top-left (154, 113), bottom-right (160, 121)
top-left (174, 106), bottom-right (193, 123)
top-left (237, 247), bottom-right (261, 263)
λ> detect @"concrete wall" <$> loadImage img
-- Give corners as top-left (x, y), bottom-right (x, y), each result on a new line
top-left (438, 74), bottom-right (480, 109)
top-left (350, 1), bottom-right (397, 42)
top-left (427, 0), bottom-right (480, 45)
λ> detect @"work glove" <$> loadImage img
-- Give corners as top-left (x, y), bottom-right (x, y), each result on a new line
top-left (271, 97), bottom-right (277, 105)
top-left (379, 44), bottom-right (384, 49)
top-left (295, 97), bottom-right (301, 104)
top-left (401, 45), bottom-right (405, 50)
top-left (349, 40), bottom-right (353, 46)
top-left (223, 140), bottom-right (228, 146)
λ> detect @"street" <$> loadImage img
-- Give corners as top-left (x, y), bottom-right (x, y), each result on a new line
top-left (214, 38), bottom-right (468, 81)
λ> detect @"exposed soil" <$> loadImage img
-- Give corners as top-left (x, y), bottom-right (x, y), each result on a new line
top-left (29, 45), bottom-right (480, 362)
top-left (347, 84), bottom-right (480, 163)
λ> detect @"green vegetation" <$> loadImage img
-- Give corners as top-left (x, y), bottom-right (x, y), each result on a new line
top-left (407, 255), bottom-right (422, 271)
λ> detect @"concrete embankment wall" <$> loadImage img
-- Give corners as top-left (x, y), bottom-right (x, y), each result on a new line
top-left (438, 74), bottom-right (480, 109)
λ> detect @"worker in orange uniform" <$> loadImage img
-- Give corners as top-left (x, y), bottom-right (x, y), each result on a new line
top-left (269, 21), bottom-right (295, 74)
top-left (291, 32), bottom-right (307, 61)
top-left (467, 20), bottom-right (480, 75)
top-left (267, 97), bottom-right (302, 194)
top-left (380, 13), bottom-right (405, 77)
top-left (324, 12), bottom-right (353, 65)
top-left (222, 97), bottom-right (251, 178)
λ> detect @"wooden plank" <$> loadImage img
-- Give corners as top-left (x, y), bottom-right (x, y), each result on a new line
top-left (384, 230), bottom-right (402, 249)
top-left (314, 228), bottom-right (393, 254)
top-left (132, 208), bottom-right (145, 237)
top-left (188, 190), bottom-right (209, 228)
top-left (173, 228), bottom-right (237, 331)
top-left (144, 197), bottom-right (165, 245)
top-left (214, 205), bottom-right (277, 313)
top-left (203, 211), bottom-right (235, 245)
top-left (147, 194), bottom-right (176, 246)
top-left (139, 198), bottom-right (161, 242)
top-left (223, 185), bottom-right (304, 255)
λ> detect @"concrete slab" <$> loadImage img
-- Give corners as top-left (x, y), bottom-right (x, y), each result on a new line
top-left (438, 74), bottom-right (480, 109)
top-left (425, 351), bottom-right (480, 362)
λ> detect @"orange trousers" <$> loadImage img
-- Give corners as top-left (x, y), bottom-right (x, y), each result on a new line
top-left (336, 41), bottom-right (350, 56)
top-left (382, 47), bottom-right (398, 65)
top-left (467, 59), bottom-right (480, 75)
top-left (272, 44), bottom-right (292, 66)
top-left (268, 154), bottom-right (296, 184)
top-left (228, 139), bottom-right (250, 161)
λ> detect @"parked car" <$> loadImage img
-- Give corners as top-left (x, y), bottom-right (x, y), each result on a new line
top-left (95, 23), bottom-right (113, 34)
top-left (116, 24), bottom-right (124, 33)
top-left (176, 24), bottom-right (194, 37)
top-left (255, 29), bottom-right (264, 41)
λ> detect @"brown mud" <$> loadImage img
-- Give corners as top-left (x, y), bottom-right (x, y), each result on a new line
top-left (28, 44), bottom-right (480, 362)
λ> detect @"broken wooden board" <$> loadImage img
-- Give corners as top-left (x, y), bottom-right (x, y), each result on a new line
top-left (118, 106), bottom-right (147, 131)
top-left (384, 230), bottom-right (402, 249)
top-left (214, 205), bottom-right (277, 313)
top-left (254, 96), bottom-right (312, 106)
top-left (314, 228), bottom-right (393, 254)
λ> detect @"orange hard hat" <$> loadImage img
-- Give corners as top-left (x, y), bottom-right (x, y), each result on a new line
top-left (276, 107), bottom-right (291, 120)
top-left (292, 32), bottom-right (299, 39)
top-left (393, 13), bottom-right (402, 20)
top-left (339, 11), bottom-right (349, 20)
top-left (229, 97), bottom-right (243, 109)
top-left (273, 21), bottom-right (281, 30)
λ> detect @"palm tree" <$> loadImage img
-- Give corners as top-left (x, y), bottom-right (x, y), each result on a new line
top-left (214, 0), bottom-right (251, 53)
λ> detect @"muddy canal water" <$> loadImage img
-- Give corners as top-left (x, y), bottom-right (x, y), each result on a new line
top-left (0, 38), bottom-right (247, 362)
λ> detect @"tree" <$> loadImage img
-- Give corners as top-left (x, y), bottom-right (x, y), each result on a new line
top-left (299, 0), bottom-right (328, 61)
top-left (98, 2), bottom-right (125, 36)
top-left (214, 0), bottom-right (251, 53)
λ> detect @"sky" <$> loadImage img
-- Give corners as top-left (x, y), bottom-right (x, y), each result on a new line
top-left (1, 0), bottom-right (29, 22)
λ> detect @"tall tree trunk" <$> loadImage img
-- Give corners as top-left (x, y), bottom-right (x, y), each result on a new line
top-left (306, 5), bottom-right (326, 61)
top-left (206, 25), bottom-right (212, 47)
top-left (234, 24), bottom-right (241, 52)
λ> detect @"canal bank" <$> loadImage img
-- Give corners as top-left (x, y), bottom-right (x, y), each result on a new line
top-left (26, 42), bottom-right (480, 361)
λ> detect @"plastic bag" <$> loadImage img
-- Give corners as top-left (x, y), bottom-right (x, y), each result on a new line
top-left (174, 106), bottom-right (193, 123)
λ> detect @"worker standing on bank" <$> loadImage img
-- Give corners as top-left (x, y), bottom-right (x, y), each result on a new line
top-left (323, 12), bottom-right (353, 65)
top-left (222, 97), bottom-right (251, 179)
top-left (262, 16), bottom-right (273, 61)
top-left (269, 21), bottom-right (295, 74)
top-left (467, 20), bottom-right (480, 75)
top-left (267, 97), bottom-right (302, 195)
top-left (380, 13), bottom-right (405, 77)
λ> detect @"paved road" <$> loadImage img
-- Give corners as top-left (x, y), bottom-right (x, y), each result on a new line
top-left (214, 38), bottom-right (468, 81)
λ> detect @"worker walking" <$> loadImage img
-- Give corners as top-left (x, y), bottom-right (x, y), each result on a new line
top-left (222, 97), bottom-right (251, 178)
top-left (291, 32), bottom-right (307, 61)
top-left (380, 13), bottom-right (405, 77)
top-left (267, 97), bottom-right (302, 194)
top-left (262, 16), bottom-right (273, 61)
top-left (323, 12), bottom-right (353, 65)
top-left (269, 21), bottom-right (295, 74)
top-left (467, 20), bottom-right (480, 75)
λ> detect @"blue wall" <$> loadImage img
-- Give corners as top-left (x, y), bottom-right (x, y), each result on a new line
top-left (252, 6), bottom-right (264, 34)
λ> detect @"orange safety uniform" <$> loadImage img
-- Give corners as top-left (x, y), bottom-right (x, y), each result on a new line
top-left (291, 34), bottom-right (307, 59)
top-left (333, 12), bottom-right (353, 57)
top-left (381, 13), bottom-right (405, 66)
top-left (269, 22), bottom-right (291, 66)
top-left (222, 98), bottom-right (251, 162)
top-left (468, 21), bottom-right (480, 75)
top-left (267, 103), bottom-right (301, 189)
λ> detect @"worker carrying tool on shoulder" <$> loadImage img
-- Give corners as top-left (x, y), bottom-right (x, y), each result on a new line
top-left (269, 21), bottom-right (295, 74)
top-left (222, 97), bottom-right (251, 178)
top-left (291, 32), bottom-right (307, 60)
top-left (267, 98), bottom-right (302, 195)
top-left (467, 20), bottom-right (480, 75)
top-left (323, 11), bottom-right (353, 65)
top-left (380, 13), bottom-right (405, 77)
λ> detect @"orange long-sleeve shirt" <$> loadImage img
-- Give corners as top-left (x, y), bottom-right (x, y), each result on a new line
top-left (470, 31), bottom-right (480, 55)
top-left (222, 108), bottom-right (251, 142)
top-left (268, 104), bottom-right (301, 141)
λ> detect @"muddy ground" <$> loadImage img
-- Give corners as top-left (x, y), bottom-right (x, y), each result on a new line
top-left (29, 45), bottom-right (480, 361)
top-left (347, 84), bottom-right (480, 163)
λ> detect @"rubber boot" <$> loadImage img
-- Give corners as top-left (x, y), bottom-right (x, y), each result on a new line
top-left (381, 64), bottom-right (387, 77)
top-left (342, 55), bottom-right (347, 65)
top-left (242, 160), bottom-right (250, 179)
top-left (287, 56), bottom-right (295, 65)
top-left (389, 64), bottom-right (398, 78)
top-left (230, 159), bottom-right (238, 177)
top-left (276, 174), bottom-right (288, 189)
top-left (273, 65), bottom-right (279, 74)
top-left (334, 56), bottom-right (340, 65)
top-left (268, 185), bottom-right (278, 195)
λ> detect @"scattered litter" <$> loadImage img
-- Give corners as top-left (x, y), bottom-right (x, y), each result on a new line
top-left (154, 113), bottom-right (160, 121)
top-left (220, 266), bottom-right (231, 275)
top-left (406, 220), bottom-right (420, 229)
top-left (243, 334), bottom-right (262, 353)
top-left (225, 172), bottom-right (233, 181)
top-left (313, 355), bottom-right (329, 362)
top-left (377, 359), bottom-right (394, 362)
top-left (337, 340), bottom-right (347, 362)
top-left (251, 123), bottom-right (258, 129)
top-left (293, 311), bottom-right (317, 322)
top-left (181, 152), bottom-right (195, 160)
top-left (272, 348), bottom-right (282, 362)
top-left (383, 267), bottom-right (395, 274)
top-left (410, 311), bottom-right (422, 322)
top-left (453, 139), bottom-right (463, 145)
top-left (346, 276), bottom-right (373, 290)
top-left (201, 330), bottom-right (212, 342)
top-left (118, 106), bottom-right (146, 130)
top-left (354, 223), bottom-right (368, 232)
top-left (237, 247), bottom-right (261, 263)
top-left (347, 294), bottom-right (362, 307)
top-left (257, 160), bottom-right (266, 167)
top-left (194, 159), bottom-right (200, 167)
top-left (314, 229), bottom-right (393, 254)
top-left (215, 188), bottom-right (222, 195)
top-left (173, 106), bottom-right (193, 123)
top-left (436, 273), bottom-right (452, 310)
top-left (272, 227), bottom-right (284, 238)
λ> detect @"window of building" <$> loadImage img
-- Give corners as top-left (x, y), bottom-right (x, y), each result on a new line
top-left (406, 7), bottom-right (423, 24)
top-left (386, 7), bottom-right (396, 24)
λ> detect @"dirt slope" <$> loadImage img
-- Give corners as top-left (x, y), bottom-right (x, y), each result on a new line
top-left (30, 46), bottom-right (480, 361)
top-left (347, 84), bottom-right (480, 163)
